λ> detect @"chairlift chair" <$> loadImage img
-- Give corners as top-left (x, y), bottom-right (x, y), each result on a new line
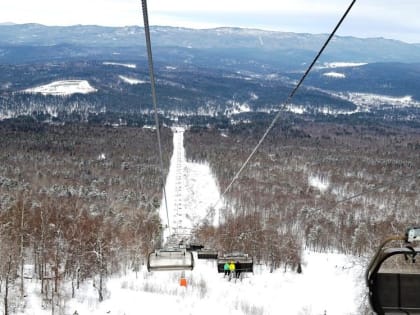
top-left (197, 248), bottom-right (218, 260)
top-left (147, 248), bottom-right (194, 272)
top-left (217, 252), bottom-right (253, 273)
top-left (186, 243), bottom-right (205, 251)
top-left (366, 227), bottom-right (420, 314)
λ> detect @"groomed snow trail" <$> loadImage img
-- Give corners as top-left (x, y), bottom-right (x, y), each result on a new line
top-left (159, 126), bottom-right (221, 245)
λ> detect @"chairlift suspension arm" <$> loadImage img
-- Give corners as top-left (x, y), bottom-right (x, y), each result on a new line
top-left (365, 234), bottom-right (407, 286)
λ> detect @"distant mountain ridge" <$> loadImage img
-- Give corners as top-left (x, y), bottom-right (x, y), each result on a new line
top-left (1, 23), bottom-right (420, 126)
top-left (1, 24), bottom-right (420, 65)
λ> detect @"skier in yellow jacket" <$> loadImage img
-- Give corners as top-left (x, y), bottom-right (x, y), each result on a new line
top-left (229, 261), bottom-right (236, 278)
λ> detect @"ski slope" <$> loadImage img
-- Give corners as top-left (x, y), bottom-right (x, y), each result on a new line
top-left (22, 80), bottom-right (97, 96)
top-left (159, 126), bottom-right (222, 244)
top-left (19, 127), bottom-right (366, 315)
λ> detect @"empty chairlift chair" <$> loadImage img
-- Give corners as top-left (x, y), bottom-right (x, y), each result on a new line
top-left (197, 248), bottom-right (218, 260)
top-left (186, 243), bottom-right (205, 251)
top-left (217, 252), bottom-right (253, 273)
top-left (366, 227), bottom-right (420, 314)
top-left (147, 248), bottom-right (194, 272)
top-left (184, 243), bottom-right (218, 259)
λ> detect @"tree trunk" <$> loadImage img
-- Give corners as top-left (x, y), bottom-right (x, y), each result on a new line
top-left (4, 255), bottom-right (12, 315)
top-left (71, 277), bottom-right (75, 299)
top-left (99, 270), bottom-right (103, 302)
top-left (20, 200), bottom-right (25, 297)
top-left (40, 209), bottom-right (45, 294)
top-left (33, 244), bottom-right (38, 278)
top-left (98, 239), bottom-right (104, 302)
top-left (76, 265), bottom-right (80, 290)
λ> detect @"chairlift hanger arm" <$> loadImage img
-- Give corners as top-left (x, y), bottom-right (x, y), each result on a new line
top-left (365, 235), bottom-right (406, 286)
top-left (366, 227), bottom-right (420, 285)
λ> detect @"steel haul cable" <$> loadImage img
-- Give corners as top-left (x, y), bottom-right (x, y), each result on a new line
top-left (141, 0), bottom-right (171, 235)
top-left (140, 0), bottom-right (358, 234)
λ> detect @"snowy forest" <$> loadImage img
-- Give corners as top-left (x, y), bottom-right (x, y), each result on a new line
top-left (187, 118), bottom-right (420, 268)
top-left (1, 116), bottom-right (420, 313)
top-left (0, 121), bottom-right (172, 312)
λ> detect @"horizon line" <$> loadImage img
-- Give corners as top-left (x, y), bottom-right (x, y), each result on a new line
top-left (0, 21), bottom-right (418, 45)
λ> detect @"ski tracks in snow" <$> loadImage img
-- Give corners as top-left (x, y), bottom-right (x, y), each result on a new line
top-left (160, 127), bottom-right (221, 245)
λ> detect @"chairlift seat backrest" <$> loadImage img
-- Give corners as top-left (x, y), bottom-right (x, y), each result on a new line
top-left (197, 249), bottom-right (218, 260)
top-left (147, 248), bottom-right (194, 272)
top-left (186, 244), bottom-right (205, 251)
top-left (217, 252), bottom-right (253, 273)
top-left (372, 273), bottom-right (420, 313)
top-left (367, 247), bottom-right (420, 314)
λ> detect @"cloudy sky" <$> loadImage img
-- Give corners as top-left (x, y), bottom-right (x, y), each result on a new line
top-left (2, 0), bottom-right (420, 43)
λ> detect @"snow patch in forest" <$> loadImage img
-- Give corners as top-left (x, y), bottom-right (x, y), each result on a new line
top-left (142, 125), bottom-right (156, 130)
top-left (225, 100), bottom-right (251, 116)
top-left (98, 153), bottom-right (106, 160)
top-left (285, 104), bottom-right (306, 114)
top-left (103, 62), bottom-right (136, 68)
top-left (0, 110), bottom-right (16, 120)
top-left (119, 75), bottom-right (146, 85)
top-left (323, 72), bottom-right (346, 78)
top-left (22, 80), bottom-right (97, 96)
top-left (249, 92), bottom-right (259, 100)
top-left (320, 62), bottom-right (368, 69)
top-left (308, 174), bottom-right (330, 192)
top-left (342, 93), bottom-right (420, 108)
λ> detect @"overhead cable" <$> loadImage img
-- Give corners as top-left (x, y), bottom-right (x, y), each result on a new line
top-left (141, 0), bottom-right (171, 235)
top-left (213, 0), bottom-right (357, 208)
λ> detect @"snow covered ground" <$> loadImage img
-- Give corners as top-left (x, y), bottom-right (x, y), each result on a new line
top-left (343, 92), bottom-right (420, 108)
top-left (152, 127), bottom-right (365, 315)
top-left (103, 62), bottom-right (136, 68)
top-left (323, 72), bottom-right (346, 79)
top-left (22, 80), bottom-right (97, 96)
top-left (62, 251), bottom-right (364, 315)
top-left (159, 127), bottom-right (222, 243)
top-left (19, 251), bottom-right (365, 315)
top-left (18, 127), bottom-right (367, 315)
top-left (119, 75), bottom-right (146, 85)
top-left (308, 174), bottom-right (330, 193)
top-left (318, 62), bottom-right (368, 69)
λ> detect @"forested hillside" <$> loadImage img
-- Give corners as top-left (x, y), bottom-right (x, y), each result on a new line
top-left (0, 121), bottom-right (172, 306)
top-left (186, 118), bottom-right (420, 270)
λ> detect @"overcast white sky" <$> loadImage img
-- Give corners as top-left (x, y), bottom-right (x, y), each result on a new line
top-left (2, 0), bottom-right (420, 43)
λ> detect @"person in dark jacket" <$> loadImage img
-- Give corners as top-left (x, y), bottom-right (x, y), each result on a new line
top-left (235, 261), bottom-right (241, 279)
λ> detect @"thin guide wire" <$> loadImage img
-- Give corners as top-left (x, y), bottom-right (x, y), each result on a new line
top-left (213, 0), bottom-right (357, 209)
